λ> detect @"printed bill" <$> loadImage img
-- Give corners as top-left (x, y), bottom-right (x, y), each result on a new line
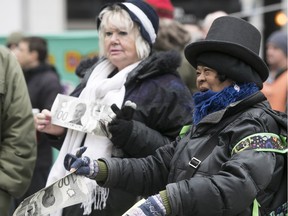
top-left (13, 173), bottom-right (89, 216)
top-left (51, 94), bottom-right (115, 136)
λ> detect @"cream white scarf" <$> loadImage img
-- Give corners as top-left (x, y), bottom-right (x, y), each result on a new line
top-left (46, 59), bottom-right (140, 215)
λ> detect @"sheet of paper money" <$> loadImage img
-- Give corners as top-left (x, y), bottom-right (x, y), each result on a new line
top-left (13, 173), bottom-right (89, 216)
top-left (51, 94), bottom-right (115, 136)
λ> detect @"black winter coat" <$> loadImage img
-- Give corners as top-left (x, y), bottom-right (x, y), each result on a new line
top-left (101, 92), bottom-right (287, 216)
top-left (24, 64), bottom-right (63, 168)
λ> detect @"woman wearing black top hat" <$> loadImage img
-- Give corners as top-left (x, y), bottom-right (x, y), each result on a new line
top-left (64, 16), bottom-right (287, 215)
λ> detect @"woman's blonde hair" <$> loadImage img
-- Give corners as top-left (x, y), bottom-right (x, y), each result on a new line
top-left (98, 5), bottom-right (151, 60)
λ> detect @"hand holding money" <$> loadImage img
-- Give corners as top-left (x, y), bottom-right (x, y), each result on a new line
top-left (64, 146), bottom-right (99, 179)
top-left (35, 109), bottom-right (65, 136)
top-left (51, 94), bottom-right (115, 136)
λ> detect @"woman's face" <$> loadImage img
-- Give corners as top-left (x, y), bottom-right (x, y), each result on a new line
top-left (196, 65), bottom-right (233, 92)
top-left (104, 25), bottom-right (139, 70)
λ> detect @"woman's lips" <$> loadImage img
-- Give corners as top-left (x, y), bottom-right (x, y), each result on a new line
top-left (110, 49), bottom-right (121, 54)
top-left (199, 87), bottom-right (209, 92)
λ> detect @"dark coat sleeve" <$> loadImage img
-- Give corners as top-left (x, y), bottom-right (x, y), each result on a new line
top-left (99, 141), bottom-right (177, 195)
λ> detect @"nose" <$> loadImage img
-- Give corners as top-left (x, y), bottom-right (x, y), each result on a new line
top-left (110, 33), bottom-right (119, 44)
top-left (197, 71), bottom-right (206, 82)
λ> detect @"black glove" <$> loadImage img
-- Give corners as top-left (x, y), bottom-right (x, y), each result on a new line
top-left (110, 100), bottom-right (136, 120)
top-left (108, 101), bottom-right (136, 147)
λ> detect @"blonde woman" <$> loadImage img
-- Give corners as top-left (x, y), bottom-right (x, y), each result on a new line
top-left (35, 0), bottom-right (193, 215)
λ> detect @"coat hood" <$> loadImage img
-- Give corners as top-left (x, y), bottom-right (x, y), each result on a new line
top-left (129, 50), bottom-right (182, 81)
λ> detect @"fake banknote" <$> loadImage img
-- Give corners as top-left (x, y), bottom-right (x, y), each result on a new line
top-left (13, 173), bottom-right (88, 216)
top-left (51, 94), bottom-right (115, 136)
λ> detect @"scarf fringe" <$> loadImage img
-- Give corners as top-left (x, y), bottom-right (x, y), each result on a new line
top-left (81, 181), bottom-right (110, 215)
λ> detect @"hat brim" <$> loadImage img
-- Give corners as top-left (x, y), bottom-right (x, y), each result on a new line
top-left (184, 40), bottom-right (269, 82)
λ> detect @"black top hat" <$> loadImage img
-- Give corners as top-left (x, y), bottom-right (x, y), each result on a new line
top-left (184, 16), bottom-right (269, 82)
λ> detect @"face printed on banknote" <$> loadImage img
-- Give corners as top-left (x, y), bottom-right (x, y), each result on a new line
top-left (51, 94), bottom-right (115, 136)
top-left (13, 173), bottom-right (89, 216)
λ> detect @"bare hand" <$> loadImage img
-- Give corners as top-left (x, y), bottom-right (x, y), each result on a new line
top-left (34, 109), bottom-right (65, 136)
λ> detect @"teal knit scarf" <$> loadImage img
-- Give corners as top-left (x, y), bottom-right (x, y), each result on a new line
top-left (193, 83), bottom-right (259, 124)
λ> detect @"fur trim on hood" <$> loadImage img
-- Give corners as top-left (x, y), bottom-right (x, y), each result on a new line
top-left (134, 50), bottom-right (182, 79)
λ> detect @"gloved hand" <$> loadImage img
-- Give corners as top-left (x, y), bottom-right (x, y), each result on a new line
top-left (111, 100), bottom-right (137, 120)
top-left (64, 146), bottom-right (99, 179)
top-left (108, 101), bottom-right (137, 147)
top-left (123, 194), bottom-right (166, 216)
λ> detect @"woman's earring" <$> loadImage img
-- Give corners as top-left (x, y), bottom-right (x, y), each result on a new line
top-left (234, 83), bottom-right (240, 92)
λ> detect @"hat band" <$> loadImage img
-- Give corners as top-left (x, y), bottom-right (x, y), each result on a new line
top-left (122, 2), bottom-right (156, 43)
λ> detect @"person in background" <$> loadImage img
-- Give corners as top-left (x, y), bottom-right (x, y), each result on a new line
top-left (262, 30), bottom-right (288, 112)
top-left (14, 36), bottom-right (63, 208)
top-left (0, 46), bottom-right (37, 216)
top-left (64, 16), bottom-right (287, 216)
top-left (34, 0), bottom-right (193, 215)
top-left (144, 0), bottom-right (198, 93)
top-left (5, 31), bottom-right (24, 56)
top-left (145, 0), bottom-right (174, 19)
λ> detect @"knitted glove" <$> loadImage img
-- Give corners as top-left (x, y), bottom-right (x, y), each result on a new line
top-left (108, 101), bottom-right (137, 147)
top-left (64, 146), bottom-right (98, 179)
top-left (123, 194), bottom-right (166, 216)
